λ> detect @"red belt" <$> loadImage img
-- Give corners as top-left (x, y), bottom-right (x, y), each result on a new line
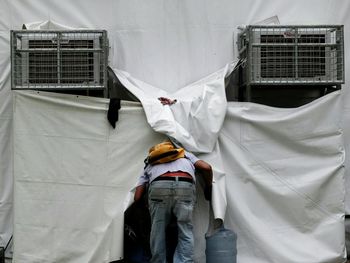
top-left (160, 171), bottom-right (192, 178)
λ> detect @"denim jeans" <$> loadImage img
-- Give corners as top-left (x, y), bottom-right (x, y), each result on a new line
top-left (148, 179), bottom-right (196, 263)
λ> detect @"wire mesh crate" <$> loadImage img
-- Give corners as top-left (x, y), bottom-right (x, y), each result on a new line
top-left (11, 30), bottom-right (109, 94)
top-left (237, 25), bottom-right (344, 86)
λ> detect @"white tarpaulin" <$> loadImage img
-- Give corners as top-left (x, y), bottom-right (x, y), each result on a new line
top-left (13, 90), bottom-right (345, 262)
top-left (220, 94), bottom-right (345, 262)
top-left (113, 63), bottom-right (238, 220)
top-left (1, 0), bottom-right (350, 262)
top-left (114, 62), bottom-right (236, 153)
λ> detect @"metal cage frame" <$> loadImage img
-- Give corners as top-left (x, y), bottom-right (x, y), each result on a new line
top-left (11, 30), bottom-right (109, 96)
top-left (237, 25), bottom-right (345, 87)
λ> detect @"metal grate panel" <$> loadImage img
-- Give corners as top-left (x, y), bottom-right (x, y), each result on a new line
top-left (11, 30), bottom-right (108, 92)
top-left (238, 25), bottom-right (344, 85)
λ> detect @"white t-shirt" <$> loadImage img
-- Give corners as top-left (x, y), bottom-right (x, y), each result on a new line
top-left (137, 151), bottom-right (199, 186)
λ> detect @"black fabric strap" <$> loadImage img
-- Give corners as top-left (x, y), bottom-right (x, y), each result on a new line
top-left (107, 98), bottom-right (121, 129)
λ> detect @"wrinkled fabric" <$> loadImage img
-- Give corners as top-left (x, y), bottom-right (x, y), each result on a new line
top-left (114, 62), bottom-right (236, 153)
top-left (12, 90), bottom-right (345, 263)
top-left (1, 1), bottom-right (349, 262)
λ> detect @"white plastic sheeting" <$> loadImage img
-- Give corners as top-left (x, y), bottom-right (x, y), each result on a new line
top-left (13, 90), bottom-right (345, 262)
top-left (12, 91), bottom-right (162, 262)
top-left (0, 8), bottom-right (12, 249)
top-left (1, 0), bottom-right (350, 261)
top-left (220, 94), bottom-right (345, 263)
top-left (0, 88), bottom-right (12, 252)
top-left (114, 62), bottom-right (236, 153)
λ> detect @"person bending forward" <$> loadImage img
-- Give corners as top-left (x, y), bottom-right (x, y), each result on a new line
top-left (134, 142), bottom-right (213, 263)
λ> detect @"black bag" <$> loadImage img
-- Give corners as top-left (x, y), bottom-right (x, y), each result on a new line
top-left (124, 197), bottom-right (151, 263)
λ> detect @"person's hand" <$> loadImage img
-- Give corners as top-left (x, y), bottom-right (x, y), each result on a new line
top-left (158, 97), bottom-right (177, 105)
top-left (194, 160), bottom-right (213, 201)
top-left (204, 185), bottom-right (212, 201)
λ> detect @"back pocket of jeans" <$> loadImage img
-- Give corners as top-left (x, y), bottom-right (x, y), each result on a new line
top-left (150, 198), bottom-right (163, 202)
top-left (175, 201), bottom-right (193, 222)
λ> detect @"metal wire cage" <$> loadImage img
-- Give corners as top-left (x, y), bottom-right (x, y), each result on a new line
top-left (11, 30), bottom-right (109, 94)
top-left (237, 25), bottom-right (344, 86)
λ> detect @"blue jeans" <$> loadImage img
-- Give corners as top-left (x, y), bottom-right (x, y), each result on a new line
top-left (148, 179), bottom-right (196, 263)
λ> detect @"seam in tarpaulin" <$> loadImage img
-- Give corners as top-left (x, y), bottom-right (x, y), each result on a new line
top-left (241, 126), bottom-right (343, 150)
top-left (14, 91), bottom-right (108, 111)
top-left (220, 130), bottom-right (344, 221)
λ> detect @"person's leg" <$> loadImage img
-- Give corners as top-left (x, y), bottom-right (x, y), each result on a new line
top-left (172, 182), bottom-right (196, 263)
top-left (166, 215), bottom-right (178, 263)
top-left (148, 181), bottom-right (172, 263)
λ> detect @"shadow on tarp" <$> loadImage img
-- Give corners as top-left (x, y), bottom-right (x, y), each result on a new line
top-left (111, 194), bottom-right (179, 263)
